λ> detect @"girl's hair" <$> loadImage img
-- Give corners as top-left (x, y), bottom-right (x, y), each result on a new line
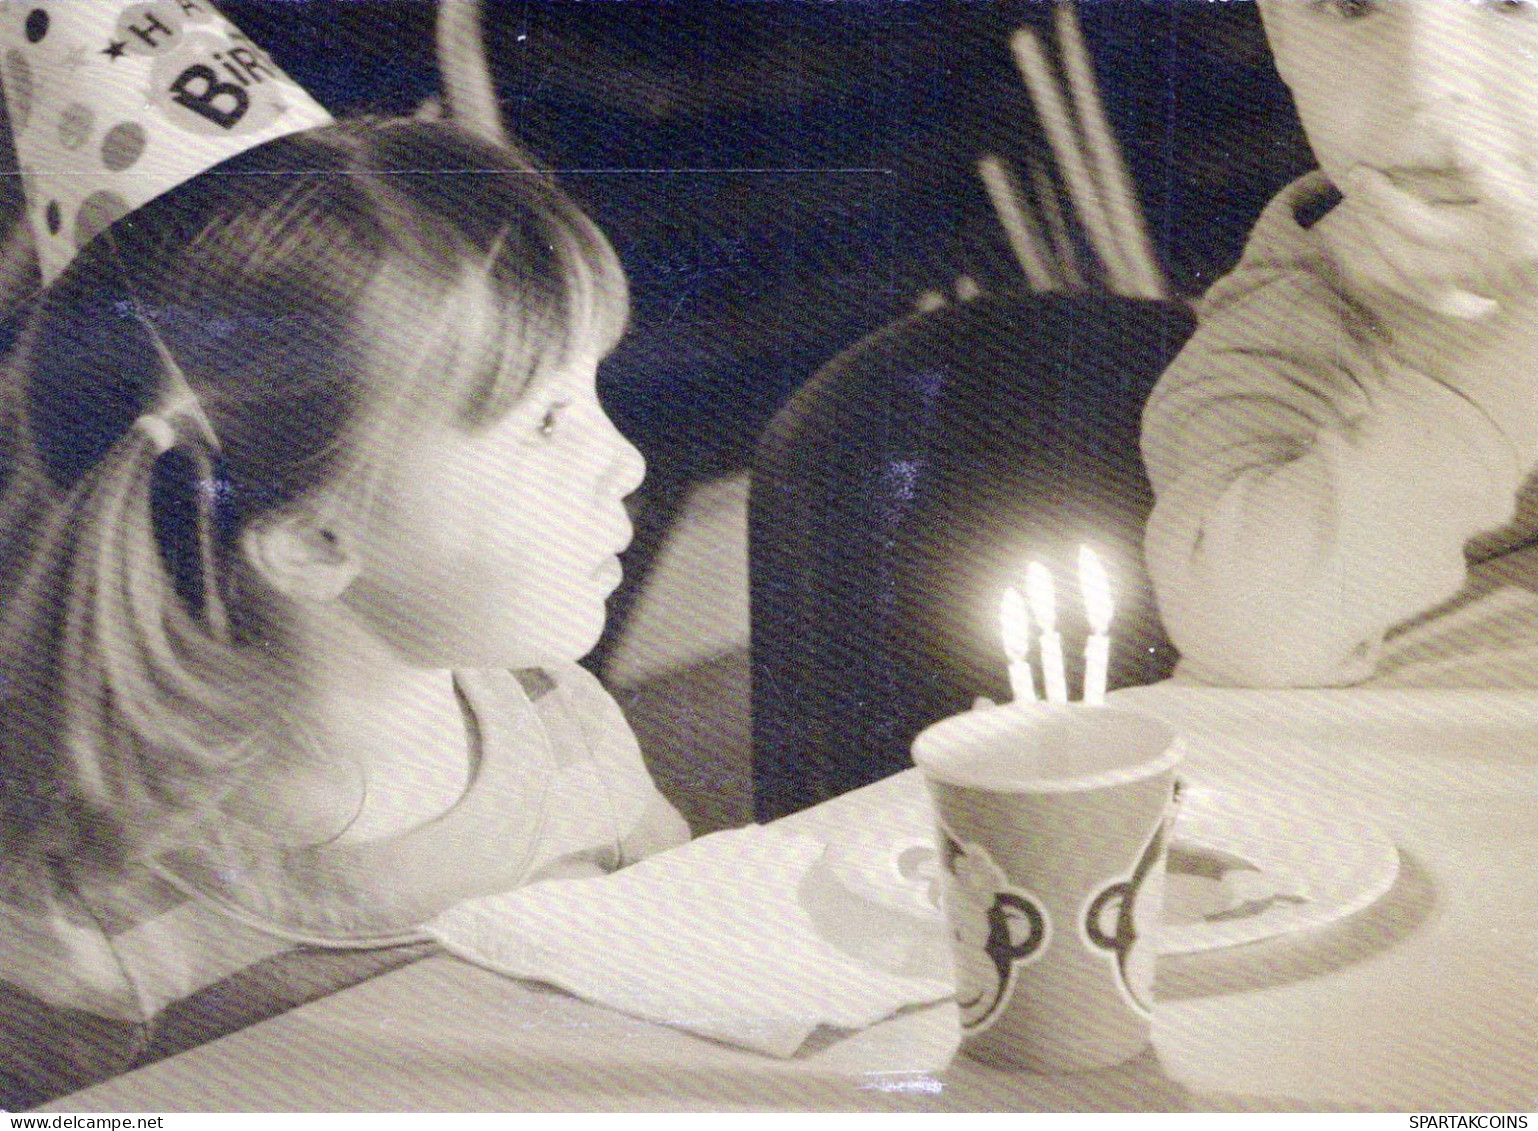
top-left (0, 118), bottom-right (628, 884)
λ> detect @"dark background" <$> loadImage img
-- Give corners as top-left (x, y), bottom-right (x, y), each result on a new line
top-left (222, 0), bottom-right (1314, 480)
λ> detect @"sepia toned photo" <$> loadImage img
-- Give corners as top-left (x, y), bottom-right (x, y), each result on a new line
top-left (0, 0), bottom-right (1534, 1115)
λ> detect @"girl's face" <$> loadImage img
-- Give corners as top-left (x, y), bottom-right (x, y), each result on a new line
top-left (341, 349), bottom-right (645, 669)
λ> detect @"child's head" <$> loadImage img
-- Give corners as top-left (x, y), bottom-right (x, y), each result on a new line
top-left (1259, 0), bottom-right (1538, 208)
top-left (0, 118), bottom-right (639, 869)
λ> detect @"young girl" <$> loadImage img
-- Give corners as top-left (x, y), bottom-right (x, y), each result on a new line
top-left (0, 117), bottom-right (688, 1097)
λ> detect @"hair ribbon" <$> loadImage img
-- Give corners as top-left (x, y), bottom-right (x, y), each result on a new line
top-left (132, 324), bottom-right (220, 456)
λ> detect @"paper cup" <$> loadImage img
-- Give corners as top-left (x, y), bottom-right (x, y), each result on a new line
top-left (912, 704), bottom-right (1182, 1073)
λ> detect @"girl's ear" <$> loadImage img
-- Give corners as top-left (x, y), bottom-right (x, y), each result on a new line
top-left (240, 512), bottom-right (362, 603)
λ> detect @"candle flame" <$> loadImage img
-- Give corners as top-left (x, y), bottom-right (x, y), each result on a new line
top-left (1000, 587), bottom-right (1030, 661)
top-left (1079, 545), bottom-right (1114, 633)
top-left (1025, 561), bottom-right (1056, 632)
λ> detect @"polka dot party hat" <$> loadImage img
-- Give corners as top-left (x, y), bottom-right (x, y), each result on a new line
top-left (0, 0), bottom-right (333, 284)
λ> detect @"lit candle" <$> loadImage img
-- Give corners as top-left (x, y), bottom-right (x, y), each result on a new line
top-left (1079, 545), bottom-right (1114, 706)
top-left (1026, 562), bottom-right (1068, 704)
top-left (1000, 587), bottom-right (1037, 703)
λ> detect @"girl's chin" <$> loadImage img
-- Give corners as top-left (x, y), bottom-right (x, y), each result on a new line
top-left (400, 597), bottom-right (611, 671)
top-left (420, 637), bottom-right (601, 672)
top-left (519, 619), bottom-right (609, 669)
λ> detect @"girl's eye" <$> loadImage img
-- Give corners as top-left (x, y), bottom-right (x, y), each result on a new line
top-left (538, 403), bottom-right (567, 438)
top-left (1488, 0), bottom-right (1537, 15)
top-left (1312, 0), bottom-right (1378, 19)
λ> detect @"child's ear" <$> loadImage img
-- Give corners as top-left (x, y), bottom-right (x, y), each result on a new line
top-left (240, 512), bottom-right (361, 603)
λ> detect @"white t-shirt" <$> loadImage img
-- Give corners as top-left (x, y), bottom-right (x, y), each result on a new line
top-left (0, 663), bottom-right (688, 1025)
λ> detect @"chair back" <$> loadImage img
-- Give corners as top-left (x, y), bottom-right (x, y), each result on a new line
top-left (749, 290), bottom-right (1195, 820)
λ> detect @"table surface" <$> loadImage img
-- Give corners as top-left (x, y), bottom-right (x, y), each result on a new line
top-left (46, 673), bottom-right (1538, 1112)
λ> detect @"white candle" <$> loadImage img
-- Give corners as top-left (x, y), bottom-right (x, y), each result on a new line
top-left (1026, 562), bottom-right (1068, 704)
top-left (977, 154), bottom-right (1058, 293)
top-left (1053, 2), bottom-right (1169, 301)
top-left (1000, 587), bottom-right (1037, 703)
top-left (1079, 545), bottom-right (1114, 706)
top-left (1026, 151), bottom-right (1084, 290)
top-left (1009, 26), bottom-right (1137, 297)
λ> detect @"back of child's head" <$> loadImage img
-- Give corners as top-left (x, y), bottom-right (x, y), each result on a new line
top-left (0, 118), bottom-right (628, 881)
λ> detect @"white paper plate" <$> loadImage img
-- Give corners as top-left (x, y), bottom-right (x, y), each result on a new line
top-left (816, 781), bottom-right (1401, 959)
top-left (1159, 785), bottom-right (1401, 954)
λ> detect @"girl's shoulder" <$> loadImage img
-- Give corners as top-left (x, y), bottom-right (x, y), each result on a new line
top-left (465, 662), bottom-right (633, 771)
top-left (459, 664), bottom-right (689, 872)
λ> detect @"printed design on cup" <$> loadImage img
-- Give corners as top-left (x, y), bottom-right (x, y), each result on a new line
top-left (938, 826), bottom-right (1050, 1033)
top-left (1080, 783), bottom-right (1179, 1016)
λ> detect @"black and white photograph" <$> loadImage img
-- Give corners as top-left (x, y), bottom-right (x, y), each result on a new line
top-left (0, 0), bottom-right (1534, 1115)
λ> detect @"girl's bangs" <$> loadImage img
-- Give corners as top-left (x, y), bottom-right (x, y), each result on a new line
top-left (455, 208), bottom-right (629, 427)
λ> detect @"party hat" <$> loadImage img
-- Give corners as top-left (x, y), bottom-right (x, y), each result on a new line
top-left (0, 0), bottom-right (334, 284)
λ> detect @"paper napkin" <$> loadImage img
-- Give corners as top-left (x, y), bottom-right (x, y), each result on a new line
top-left (428, 825), bottom-right (953, 1058)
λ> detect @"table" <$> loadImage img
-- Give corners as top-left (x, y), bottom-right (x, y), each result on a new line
top-left (44, 679), bottom-right (1538, 1112)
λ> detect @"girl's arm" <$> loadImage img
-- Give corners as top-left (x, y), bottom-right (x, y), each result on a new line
top-left (1142, 259), bottom-right (1523, 689)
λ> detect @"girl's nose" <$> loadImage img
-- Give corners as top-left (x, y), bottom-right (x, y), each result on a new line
top-left (608, 421), bottom-right (646, 499)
